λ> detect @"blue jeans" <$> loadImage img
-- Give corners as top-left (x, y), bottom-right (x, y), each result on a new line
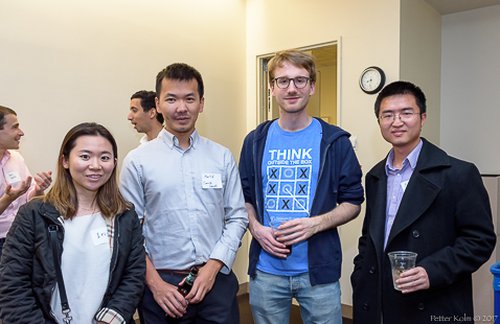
top-left (249, 270), bottom-right (342, 324)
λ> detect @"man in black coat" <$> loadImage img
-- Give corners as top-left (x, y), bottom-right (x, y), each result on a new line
top-left (351, 81), bottom-right (496, 324)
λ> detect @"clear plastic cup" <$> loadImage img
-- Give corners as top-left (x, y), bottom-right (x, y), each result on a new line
top-left (388, 251), bottom-right (418, 290)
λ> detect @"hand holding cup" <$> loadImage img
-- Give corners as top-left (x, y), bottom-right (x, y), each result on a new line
top-left (269, 215), bottom-right (293, 255)
top-left (388, 251), bottom-right (417, 291)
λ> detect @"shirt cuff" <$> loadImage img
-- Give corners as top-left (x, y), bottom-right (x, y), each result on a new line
top-left (95, 307), bottom-right (126, 324)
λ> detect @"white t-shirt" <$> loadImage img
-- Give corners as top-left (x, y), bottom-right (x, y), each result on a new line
top-left (51, 213), bottom-right (111, 323)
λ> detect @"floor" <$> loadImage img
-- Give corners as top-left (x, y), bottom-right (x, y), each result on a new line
top-left (238, 293), bottom-right (353, 324)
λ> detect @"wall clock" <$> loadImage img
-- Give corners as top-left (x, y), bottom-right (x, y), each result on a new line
top-left (359, 66), bottom-right (386, 94)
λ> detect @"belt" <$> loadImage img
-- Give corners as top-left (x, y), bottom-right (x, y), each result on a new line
top-left (157, 269), bottom-right (192, 276)
top-left (0, 237), bottom-right (5, 243)
top-left (157, 263), bottom-right (205, 276)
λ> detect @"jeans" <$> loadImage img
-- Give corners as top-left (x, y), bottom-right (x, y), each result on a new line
top-left (249, 270), bottom-right (342, 324)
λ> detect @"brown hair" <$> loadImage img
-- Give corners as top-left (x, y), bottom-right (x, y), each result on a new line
top-left (268, 49), bottom-right (317, 86)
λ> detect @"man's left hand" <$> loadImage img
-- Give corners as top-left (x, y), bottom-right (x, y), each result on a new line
top-left (397, 266), bottom-right (430, 293)
top-left (274, 217), bottom-right (320, 246)
top-left (185, 259), bottom-right (223, 304)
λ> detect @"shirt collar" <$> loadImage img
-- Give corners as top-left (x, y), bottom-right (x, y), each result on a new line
top-left (385, 139), bottom-right (423, 174)
top-left (139, 134), bottom-right (148, 144)
top-left (160, 129), bottom-right (199, 151)
top-left (0, 150), bottom-right (12, 167)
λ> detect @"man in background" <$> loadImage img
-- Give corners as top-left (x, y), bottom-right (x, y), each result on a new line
top-left (351, 81), bottom-right (495, 324)
top-left (128, 90), bottom-right (164, 144)
top-left (121, 63), bottom-right (248, 323)
top-left (0, 105), bottom-right (52, 257)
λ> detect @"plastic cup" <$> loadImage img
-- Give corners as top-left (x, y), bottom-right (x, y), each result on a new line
top-left (388, 251), bottom-right (418, 291)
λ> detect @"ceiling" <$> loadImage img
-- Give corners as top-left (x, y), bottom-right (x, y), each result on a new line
top-left (425, 0), bottom-right (500, 14)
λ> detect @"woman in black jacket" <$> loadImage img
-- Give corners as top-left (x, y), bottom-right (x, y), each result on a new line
top-left (0, 122), bottom-right (145, 323)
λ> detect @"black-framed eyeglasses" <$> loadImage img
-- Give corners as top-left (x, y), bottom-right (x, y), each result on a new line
top-left (273, 76), bottom-right (311, 89)
top-left (378, 111), bottom-right (421, 123)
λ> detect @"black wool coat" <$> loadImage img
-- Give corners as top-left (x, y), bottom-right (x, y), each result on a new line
top-left (351, 139), bottom-right (496, 324)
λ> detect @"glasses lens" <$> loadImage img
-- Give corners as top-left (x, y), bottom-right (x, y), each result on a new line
top-left (380, 113), bottom-right (393, 122)
top-left (275, 77), bottom-right (290, 89)
top-left (294, 77), bottom-right (309, 89)
top-left (274, 77), bottom-right (310, 89)
top-left (400, 112), bottom-right (415, 120)
top-left (380, 111), bottom-right (418, 123)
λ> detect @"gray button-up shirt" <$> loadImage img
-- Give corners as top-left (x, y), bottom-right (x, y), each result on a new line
top-left (120, 129), bottom-right (248, 273)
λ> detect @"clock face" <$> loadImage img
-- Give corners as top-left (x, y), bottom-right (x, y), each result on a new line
top-left (360, 66), bottom-right (385, 94)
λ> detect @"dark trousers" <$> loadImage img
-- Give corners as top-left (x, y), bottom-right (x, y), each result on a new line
top-left (139, 270), bottom-right (239, 324)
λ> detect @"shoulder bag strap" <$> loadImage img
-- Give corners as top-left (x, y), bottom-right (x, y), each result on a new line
top-left (48, 224), bottom-right (73, 324)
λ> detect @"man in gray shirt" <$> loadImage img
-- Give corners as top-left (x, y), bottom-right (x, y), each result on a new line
top-left (120, 63), bottom-right (248, 323)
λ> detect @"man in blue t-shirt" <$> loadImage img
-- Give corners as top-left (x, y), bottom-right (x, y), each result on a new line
top-left (239, 49), bottom-right (364, 324)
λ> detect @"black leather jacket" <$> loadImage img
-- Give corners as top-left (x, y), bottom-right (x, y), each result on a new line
top-left (0, 199), bottom-right (145, 323)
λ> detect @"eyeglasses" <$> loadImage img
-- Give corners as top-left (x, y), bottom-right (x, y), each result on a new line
top-left (379, 111), bottom-right (421, 123)
top-left (273, 76), bottom-right (311, 89)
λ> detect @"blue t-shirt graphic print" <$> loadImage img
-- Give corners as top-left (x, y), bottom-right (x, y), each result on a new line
top-left (258, 119), bottom-right (321, 276)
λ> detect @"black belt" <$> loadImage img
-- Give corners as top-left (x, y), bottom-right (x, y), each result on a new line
top-left (157, 263), bottom-right (205, 276)
top-left (157, 269), bottom-right (192, 276)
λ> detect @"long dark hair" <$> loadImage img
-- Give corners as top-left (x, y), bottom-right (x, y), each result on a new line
top-left (44, 122), bottom-right (132, 219)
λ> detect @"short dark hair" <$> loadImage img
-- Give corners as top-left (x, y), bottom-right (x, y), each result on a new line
top-left (130, 90), bottom-right (164, 124)
top-left (155, 63), bottom-right (204, 99)
top-left (374, 81), bottom-right (427, 118)
top-left (0, 105), bottom-right (17, 130)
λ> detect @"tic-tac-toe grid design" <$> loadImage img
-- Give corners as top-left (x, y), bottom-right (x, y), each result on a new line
top-left (265, 165), bottom-right (311, 213)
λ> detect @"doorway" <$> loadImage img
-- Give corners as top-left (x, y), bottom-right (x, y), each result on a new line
top-left (257, 42), bottom-right (339, 124)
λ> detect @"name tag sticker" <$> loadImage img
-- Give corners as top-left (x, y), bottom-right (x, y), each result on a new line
top-left (91, 227), bottom-right (109, 246)
top-left (202, 173), bottom-right (222, 189)
top-left (5, 171), bottom-right (22, 184)
top-left (401, 180), bottom-right (409, 192)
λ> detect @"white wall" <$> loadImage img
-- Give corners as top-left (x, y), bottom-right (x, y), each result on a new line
top-left (0, 0), bottom-right (249, 280)
top-left (400, 0), bottom-right (441, 144)
top-left (6, 0), bottom-right (494, 311)
top-left (246, 0), bottom-right (402, 306)
top-left (475, 176), bottom-right (499, 320)
top-left (441, 5), bottom-right (500, 175)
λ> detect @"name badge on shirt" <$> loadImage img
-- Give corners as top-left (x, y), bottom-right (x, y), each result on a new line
top-left (91, 227), bottom-right (109, 246)
top-left (5, 170), bottom-right (22, 185)
top-left (401, 180), bottom-right (409, 192)
top-left (202, 173), bottom-right (222, 189)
